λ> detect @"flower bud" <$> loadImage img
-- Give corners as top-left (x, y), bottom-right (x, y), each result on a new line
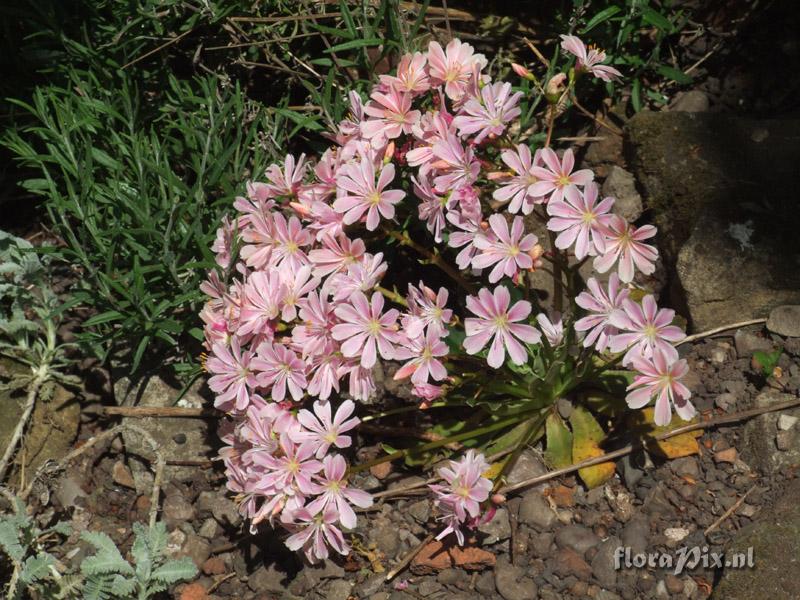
top-left (512, 63), bottom-right (536, 81)
top-left (545, 73), bottom-right (567, 103)
top-left (383, 141), bottom-right (396, 164)
top-left (289, 201), bottom-right (311, 218)
top-left (491, 493), bottom-right (507, 505)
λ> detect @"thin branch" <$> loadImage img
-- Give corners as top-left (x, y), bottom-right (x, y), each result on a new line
top-left (0, 367), bottom-right (49, 482)
top-left (385, 533), bottom-right (434, 582)
top-left (679, 318), bottom-right (767, 346)
top-left (121, 28), bottom-right (194, 70)
top-left (704, 484), bottom-right (758, 536)
top-left (96, 406), bottom-right (216, 418)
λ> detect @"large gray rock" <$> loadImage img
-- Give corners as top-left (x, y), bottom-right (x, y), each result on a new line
top-left (742, 390), bottom-right (800, 475)
top-left (602, 166), bottom-right (643, 223)
top-left (627, 111), bottom-right (800, 331)
top-left (114, 374), bottom-right (212, 492)
top-left (713, 478), bottom-right (800, 599)
top-left (766, 305), bottom-right (800, 337)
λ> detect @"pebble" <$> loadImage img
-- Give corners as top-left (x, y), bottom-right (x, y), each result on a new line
top-left (606, 487), bottom-right (635, 523)
top-left (555, 524), bottom-right (600, 556)
top-left (326, 579), bottom-right (353, 600)
top-left (734, 329), bottom-right (774, 357)
top-left (716, 392), bottom-right (737, 411)
top-left (475, 571), bottom-right (495, 596)
top-left (683, 576), bottom-right (699, 598)
top-left (714, 447), bottom-right (738, 463)
top-left (663, 527), bottom-right (691, 548)
top-left (418, 579), bottom-right (442, 594)
top-left (436, 569), bottom-right (461, 586)
top-left (602, 166), bottom-right (643, 223)
top-left (111, 461), bottom-right (136, 489)
top-left (621, 516), bottom-right (649, 554)
top-left (665, 574), bottom-right (684, 594)
top-left (201, 557), bottom-right (225, 576)
top-left (247, 564), bottom-right (288, 593)
top-left (355, 574), bottom-right (385, 598)
top-left (776, 429), bottom-right (794, 451)
top-left (478, 507), bottom-right (511, 544)
top-left (197, 518), bottom-right (219, 540)
top-left (670, 90), bottom-right (709, 112)
top-left (408, 500), bottom-right (430, 524)
top-left (180, 534), bottom-right (211, 569)
top-left (670, 457), bottom-right (700, 478)
top-left (494, 558), bottom-right (538, 600)
top-left (591, 536), bottom-right (621, 589)
top-left (595, 591), bottom-right (623, 600)
top-left (654, 579), bottom-right (670, 599)
top-left (518, 491), bottom-right (556, 529)
top-left (778, 414), bottom-right (798, 431)
top-left (506, 450), bottom-right (548, 486)
top-left (372, 523), bottom-right (400, 556)
top-left (196, 491), bottom-right (241, 527)
top-left (552, 548), bottom-right (592, 580)
top-left (163, 493), bottom-right (196, 524)
top-left (767, 305), bottom-right (800, 337)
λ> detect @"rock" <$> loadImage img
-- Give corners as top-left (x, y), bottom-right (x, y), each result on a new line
top-left (670, 457), bottom-right (699, 479)
top-left (198, 518), bottom-right (219, 540)
top-left (743, 390), bottom-right (800, 474)
top-left (665, 574), bottom-right (684, 594)
top-left (602, 166), bottom-right (643, 223)
top-left (325, 579), bottom-right (353, 600)
top-left (518, 491), bottom-right (556, 530)
top-left (555, 524), bottom-right (600, 556)
top-left (354, 574), bottom-right (385, 598)
top-left (303, 558), bottom-right (344, 586)
top-left (713, 479), bottom-right (800, 599)
top-left (475, 571), bottom-right (496, 596)
top-left (714, 448), bottom-right (738, 464)
top-left (621, 516), bottom-right (649, 555)
top-left (408, 500), bottom-right (430, 524)
top-left (767, 305), bottom-right (800, 337)
top-left (776, 429), bottom-right (794, 451)
top-left (669, 90), bottom-right (709, 112)
top-left (663, 527), bottom-right (690, 548)
top-left (196, 491), bottom-right (241, 527)
top-left (201, 557), bottom-right (225, 576)
top-left (163, 492), bottom-right (196, 525)
top-left (436, 569), bottom-right (460, 586)
top-left (477, 507), bottom-right (511, 544)
top-left (506, 450), bottom-right (548, 486)
top-left (494, 557), bottom-right (538, 600)
top-left (552, 548), bottom-right (592, 580)
top-left (591, 536), bottom-right (621, 588)
top-left (179, 582), bottom-right (209, 600)
top-left (248, 569), bottom-right (281, 594)
top-left (0, 359), bottom-right (79, 482)
top-left (654, 580), bottom-right (669, 600)
top-left (606, 486), bottom-right (635, 523)
top-left (115, 375), bottom-right (212, 492)
top-left (595, 591), bottom-right (622, 600)
top-left (180, 534), bottom-right (211, 569)
top-left (411, 541), bottom-right (495, 574)
top-left (778, 414), bottom-right (798, 431)
top-left (734, 330), bottom-right (774, 357)
top-left (372, 523), bottom-right (400, 557)
top-left (112, 461), bottom-right (136, 489)
top-left (627, 112), bottom-right (800, 331)
top-left (54, 470), bottom-right (88, 508)
top-left (716, 392), bottom-right (737, 411)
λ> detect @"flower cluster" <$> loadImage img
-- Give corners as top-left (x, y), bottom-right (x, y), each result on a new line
top-left (201, 34), bottom-right (694, 559)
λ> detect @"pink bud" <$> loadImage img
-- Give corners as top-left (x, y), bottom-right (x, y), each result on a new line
top-left (383, 141), bottom-right (396, 163)
top-left (491, 493), bottom-right (507, 505)
top-left (512, 63), bottom-right (536, 81)
top-left (289, 201), bottom-right (311, 218)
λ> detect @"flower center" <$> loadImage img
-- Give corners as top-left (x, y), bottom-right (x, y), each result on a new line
top-left (494, 314), bottom-right (509, 330)
top-left (557, 175), bottom-right (572, 187)
top-left (368, 191), bottom-right (382, 206)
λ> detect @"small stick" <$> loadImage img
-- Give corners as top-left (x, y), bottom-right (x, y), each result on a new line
top-left (678, 318), bottom-right (767, 346)
top-left (523, 37), bottom-right (550, 68)
top-left (0, 367), bottom-right (48, 482)
top-left (122, 28), bottom-right (193, 70)
top-left (98, 406), bottom-right (216, 418)
top-left (385, 532), bottom-right (434, 582)
top-left (704, 484), bottom-right (758, 536)
top-left (207, 572), bottom-right (236, 593)
top-left (499, 397), bottom-right (800, 495)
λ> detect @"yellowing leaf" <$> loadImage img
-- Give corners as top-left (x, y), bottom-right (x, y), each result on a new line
top-left (570, 407), bottom-right (615, 489)
top-left (544, 413), bottom-right (573, 468)
top-left (482, 461), bottom-right (505, 481)
top-left (627, 407), bottom-right (701, 459)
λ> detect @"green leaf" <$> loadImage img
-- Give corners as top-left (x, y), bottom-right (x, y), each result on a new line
top-left (325, 38), bottom-right (383, 53)
top-left (83, 310), bottom-right (123, 327)
top-left (151, 557), bottom-right (198, 584)
top-left (581, 6), bottom-right (622, 34)
top-left (640, 6), bottom-right (674, 32)
top-left (570, 407), bottom-right (615, 489)
top-left (0, 520), bottom-right (25, 562)
top-left (753, 349), bottom-right (782, 377)
top-left (80, 531), bottom-right (134, 576)
top-left (20, 553), bottom-right (56, 585)
top-left (656, 65), bottom-right (693, 85)
top-left (631, 78), bottom-right (642, 112)
top-left (544, 413), bottom-right (573, 468)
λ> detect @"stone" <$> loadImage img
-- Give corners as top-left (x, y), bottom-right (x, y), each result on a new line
top-left (179, 583), bottom-right (209, 600)
top-left (602, 166), bottom-right (643, 223)
top-left (552, 548), bottom-right (592, 580)
top-left (112, 461), bottom-right (136, 489)
top-left (714, 448), bottom-right (738, 464)
top-left (506, 450), bottom-right (548, 486)
top-left (665, 574), bottom-right (684, 594)
top-left (743, 390), bottom-right (800, 474)
top-left (713, 479), bottom-right (800, 599)
top-left (716, 392), bottom-right (737, 411)
top-left (518, 491), bottom-right (556, 529)
top-left (591, 536), bottom-right (621, 589)
top-left (247, 563), bottom-right (289, 594)
top-left (627, 112), bottom-right (800, 331)
top-left (494, 557), bottom-right (538, 600)
top-left (670, 457), bottom-right (699, 478)
top-left (163, 492), bottom-right (196, 525)
top-left (669, 90), bottom-right (709, 112)
top-left (354, 574), bottom-right (385, 598)
top-left (663, 527), bottom-right (691, 548)
top-left (180, 534), bottom-right (211, 569)
top-left (196, 491), bottom-right (241, 527)
top-left (325, 579), bottom-right (353, 600)
top-left (201, 557), bottom-right (225, 576)
top-left (410, 540), bottom-right (495, 574)
top-left (778, 414), bottom-right (798, 431)
top-left (734, 330), bottom-right (774, 357)
top-left (621, 516), bottom-right (649, 555)
top-left (475, 570), bottom-right (496, 596)
top-left (776, 429), bottom-right (794, 451)
top-left (555, 524), bottom-right (600, 556)
top-left (477, 507), bottom-right (511, 544)
top-left (372, 523), bottom-right (400, 557)
top-left (408, 500), bottom-right (430, 524)
top-left (115, 375), bottom-right (212, 491)
top-left (198, 518), bottom-right (219, 540)
top-left (767, 305), bottom-right (800, 337)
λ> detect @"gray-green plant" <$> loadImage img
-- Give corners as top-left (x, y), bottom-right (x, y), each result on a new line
top-left (0, 495), bottom-right (197, 600)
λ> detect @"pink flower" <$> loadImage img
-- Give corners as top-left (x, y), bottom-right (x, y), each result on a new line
top-left (412, 382), bottom-right (445, 403)
top-left (264, 154), bottom-right (307, 199)
top-left (238, 271), bottom-right (285, 337)
top-left (492, 144), bottom-right (543, 215)
top-left (253, 434), bottom-right (322, 498)
top-left (328, 252), bottom-right (388, 301)
top-left (531, 148), bottom-right (594, 203)
top-left (593, 215), bottom-right (658, 283)
top-left (334, 158), bottom-right (405, 231)
top-left (207, 338), bottom-right (258, 412)
top-left (211, 215), bottom-right (237, 269)
top-left (546, 181), bottom-right (615, 259)
top-left (560, 35), bottom-right (622, 82)
top-left (379, 52), bottom-right (430, 95)
top-left (361, 88), bottom-right (421, 141)
top-left (453, 82), bottom-right (522, 143)
top-left (306, 454), bottom-right (373, 529)
top-left (447, 209), bottom-right (483, 270)
top-left (427, 39), bottom-right (487, 100)
top-left (253, 343), bottom-right (308, 402)
top-left (308, 234), bottom-right (366, 278)
top-left (403, 282), bottom-right (453, 339)
top-left (463, 286), bottom-right (541, 368)
top-left (394, 327), bottom-right (449, 385)
top-left (283, 506), bottom-right (349, 563)
top-left (292, 291), bottom-right (336, 357)
top-left (332, 291), bottom-right (401, 368)
top-left (240, 211), bottom-right (275, 269)
top-left (574, 274), bottom-right (630, 352)
top-left (413, 173), bottom-right (447, 243)
top-left (609, 295), bottom-right (685, 365)
top-left (269, 212), bottom-right (312, 272)
top-left (431, 134), bottom-right (480, 193)
top-left (473, 215), bottom-right (537, 283)
top-left (343, 361), bottom-right (376, 402)
top-left (626, 351), bottom-right (695, 426)
top-left (305, 348), bottom-right (343, 402)
top-left (293, 399), bottom-right (360, 458)
top-left (278, 265), bottom-right (320, 322)
top-left (407, 110), bottom-right (455, 170)
top-left (536, 312), bottom-right (564, 347)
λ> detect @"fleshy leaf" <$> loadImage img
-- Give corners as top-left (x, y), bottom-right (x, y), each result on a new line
top-left (544, 413), bottom-right (573, 468)
top-left (570, 407), bottom-right (615, 489)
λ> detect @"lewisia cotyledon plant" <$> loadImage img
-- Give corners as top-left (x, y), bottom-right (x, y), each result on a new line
top-left (200, 35), bottom-right (693, 563)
